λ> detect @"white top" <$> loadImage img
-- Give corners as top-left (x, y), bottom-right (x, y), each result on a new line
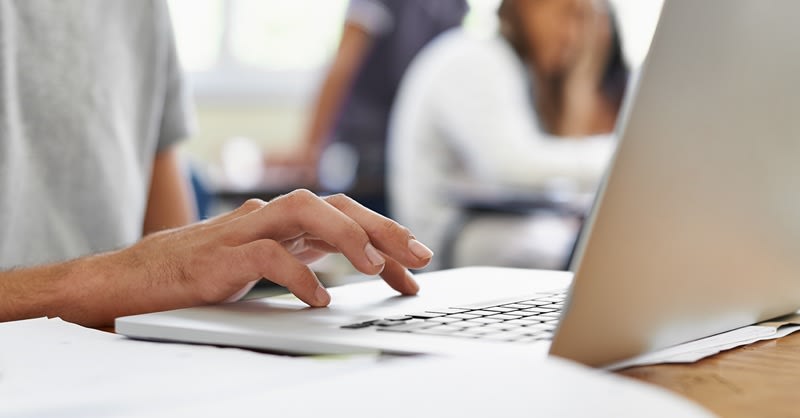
top-left (388, 29), bottom-right (615, 265)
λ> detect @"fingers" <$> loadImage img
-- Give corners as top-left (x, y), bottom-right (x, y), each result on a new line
top-left (377, 252), bottom-right (420, 296)
top-left (234, 239), bottom-right (330, 307)
top-left (323, 194), bottom-right (433, 270)
top-left (284, 237), bottom-right (338, 265)
top-left (230, 190), bottom-right (388, 276)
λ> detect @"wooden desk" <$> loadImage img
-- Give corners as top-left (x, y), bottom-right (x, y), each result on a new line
top-left (619, 331), bottom-right (800, 418)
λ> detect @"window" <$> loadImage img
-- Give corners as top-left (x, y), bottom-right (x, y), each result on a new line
top-left (167, 0), bottom-right (349, 102)
top-left (167, 0), bottom-right (663, 102)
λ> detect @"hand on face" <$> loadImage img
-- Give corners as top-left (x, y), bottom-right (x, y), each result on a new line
top-left (126, 190), bottom-right (432, 309)
top-left (567, 0), bottom-right (613, 87)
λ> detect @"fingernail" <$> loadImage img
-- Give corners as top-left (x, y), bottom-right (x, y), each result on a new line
top-left (364, 242), bottom-right (386, 267)
top-left (408, 239), bottom-right (434, 260)
top-left (315, 286), bottom-right (331, 306)
top-left (406, 270), bottom-right (420, 294)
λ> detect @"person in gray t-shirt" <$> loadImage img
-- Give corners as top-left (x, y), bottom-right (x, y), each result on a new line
top-left (0, 0), bottom-right (434, 327)
top-left (0, 1), bottom-right (196, 268)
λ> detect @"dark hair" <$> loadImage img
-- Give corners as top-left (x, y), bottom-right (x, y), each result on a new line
top-left (600, 6), bottom-right (629, 110)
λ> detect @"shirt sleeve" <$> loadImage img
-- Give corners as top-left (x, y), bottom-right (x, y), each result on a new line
top-left (430, 39), bottom-right (615, 192)
top-left (156, 5), bottom-right (195, 153)
top-left (346, 0), bottom-right (394, 36)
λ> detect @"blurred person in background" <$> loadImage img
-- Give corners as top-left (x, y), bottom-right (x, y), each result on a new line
top-left (389, 0), bottom-right (629, 270)
top-left (269, 0), bottom-right (469, 216)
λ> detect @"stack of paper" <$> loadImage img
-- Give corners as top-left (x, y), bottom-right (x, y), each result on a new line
top-left (611, 313), bottom-right (800, 369)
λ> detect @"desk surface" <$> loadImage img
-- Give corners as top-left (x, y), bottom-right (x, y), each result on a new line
top-left (619, 331), bottom-right (800, 418)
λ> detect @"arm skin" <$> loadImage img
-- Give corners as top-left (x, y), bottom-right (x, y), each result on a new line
top-left (143, 146), bottom-right (197, 235)
top-left (0, 191), bottom-right (434, 328)
top-left (267, 22), bottom-right (373, 173)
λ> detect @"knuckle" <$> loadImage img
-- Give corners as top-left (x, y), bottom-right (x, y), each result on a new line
top-left (325, 193), bottom-right (352, 207)
top-left (376, 217), bottom-right (411, 240)
top-left (240, 198), bottom-right (267, 213)
top-left (276, 189), bottom-right (317, 211)
top-left (255, 239), bottom-right (283, 260)
top-left (343, 222), bottom-right (369, 245)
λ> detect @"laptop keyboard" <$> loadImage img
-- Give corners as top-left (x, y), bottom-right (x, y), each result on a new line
top-left (341, 291), bottom-right (566, 344)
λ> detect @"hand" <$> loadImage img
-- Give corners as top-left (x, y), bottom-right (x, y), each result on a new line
top-left (557, 1), bottom-right (614, 136)
top-left (566, 1), bottom-right (612, 91)
top-left (119, 190), bottom-right (433, 310)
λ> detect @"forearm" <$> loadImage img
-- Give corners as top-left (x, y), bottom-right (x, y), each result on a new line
top-left (300, 23), bottom-right (372, 153)
top-left (556, 80), bottom-right (604, 136)
top-left (302, 66), bottom-right (353, 155)
top-left (0, 252), bottom-right (126, 327)
top-left (143, 147), bottom-right (197, 235)
top-left (0, 246), bottom-right (193, 328)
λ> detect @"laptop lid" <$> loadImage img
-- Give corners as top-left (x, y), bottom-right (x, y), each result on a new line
top-left (551, 0), bottom-right (800, 366)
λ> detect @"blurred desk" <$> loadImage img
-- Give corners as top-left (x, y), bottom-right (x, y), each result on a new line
top-left (440, 181), bottom-right (594, 269)
top-left (210, 166), bottom-right (317, 208)
top-left (619, 331), bottom-right (800, 418)
top-left (445, 180), bottom-right (594, 217)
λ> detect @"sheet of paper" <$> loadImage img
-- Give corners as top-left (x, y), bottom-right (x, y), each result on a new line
top-left (0, 317), bottom-right (378, 417)
top-left (155, 353), bottom-right (714, 418)
top-left (611, 313), bottom-right (800, 370)
top-left (0, 317), bottom-right (714, 418)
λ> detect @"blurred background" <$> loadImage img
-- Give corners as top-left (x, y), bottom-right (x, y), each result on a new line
top-left (166, 0), bottom-right (665, 285)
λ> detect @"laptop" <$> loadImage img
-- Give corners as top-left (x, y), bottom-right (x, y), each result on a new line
top-left (117, 0), bottom-right (800, 368)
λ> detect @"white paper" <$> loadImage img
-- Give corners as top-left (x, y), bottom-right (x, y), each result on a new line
top-left (155, 354), bottom-right (714, 418)
top-left (611, 313), bottom-right (800, 370)
top-left (0, 317), bottom-right (714, 418)
top-left (0, 318), bottom-right (378, 417)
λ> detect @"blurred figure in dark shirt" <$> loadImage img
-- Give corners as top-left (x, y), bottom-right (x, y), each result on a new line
top-left (270, 0), bottom-right (469, 215)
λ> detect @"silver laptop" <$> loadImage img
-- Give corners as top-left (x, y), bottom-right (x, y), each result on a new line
top-left (117, 0), bottom-right (800, 368)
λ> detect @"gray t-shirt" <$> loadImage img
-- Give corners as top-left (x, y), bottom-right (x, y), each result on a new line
top-left (0, 0), bottom-right (193, 268)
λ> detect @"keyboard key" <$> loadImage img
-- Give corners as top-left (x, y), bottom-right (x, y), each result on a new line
top-left (384, 315), bottom-right (413, 321)
top-left (482, 323), bottom-right (522, 331)
top-left (373, 320), bottom-right (410, 327)
top-left (522, 307), bottom-right (558, 313)
top-left (501, 304), bottom-right (532, 310)
top-left (414, 326), bottom-right (464, 336)
top-left (540, 304), bottom-right (563, 310)
top-left (462, 310), bottom-right (499, 316)
top-left (376, 321), bottom-right (435, 332)
top-left (512, 336), bottom-right (541, 343)
top-left (456, 327), bottom-right (494, 336)
top-left (486, 314), bottom-right (521, 321)
top-left (340, 320), bottom-right (377, 329)
top-left (448, 313), bottom-right (482, 320)
top-left (485, 307), bottom-right (517, 313)
top-left (427, 308), bottom-right (470, 315)
top-left (428, 317), bottom-right (463, 324)
top-left (503, 311), bottom-right (539, 318)
top-left (458, 321), bottom-right (487, 328)
top-left (471, 317), bottom-right (504, 324)
top-left (505, 318), bottom-right (542, 325)
top-left (480, 334), bottom-right (517, 342)
top-left (409, 312), bottom-right (444, 319)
